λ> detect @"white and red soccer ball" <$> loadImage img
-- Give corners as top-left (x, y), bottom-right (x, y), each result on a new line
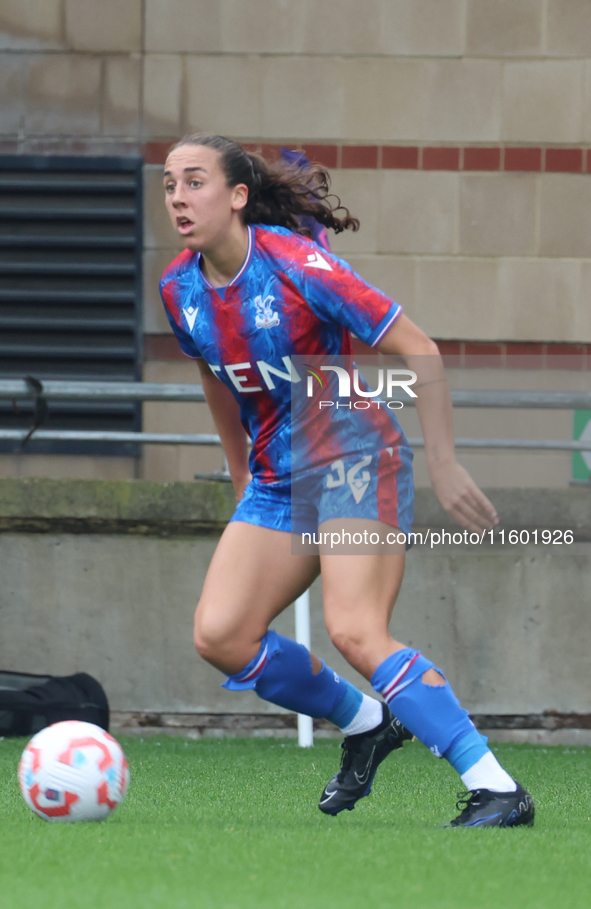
top-left (18, 720), bottom-right (129, 822)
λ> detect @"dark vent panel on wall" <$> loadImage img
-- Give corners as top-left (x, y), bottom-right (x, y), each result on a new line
top-left (0, 156), bottom-right (143, 455)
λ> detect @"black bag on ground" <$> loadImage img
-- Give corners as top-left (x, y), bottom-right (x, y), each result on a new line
top-left (0, 671), bottom-right (109, 736)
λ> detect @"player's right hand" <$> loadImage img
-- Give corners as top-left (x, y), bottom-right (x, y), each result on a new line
top-left (233, 472), bottom-right (252, 502)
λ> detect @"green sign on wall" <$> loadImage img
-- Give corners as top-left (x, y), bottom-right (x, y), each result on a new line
top-left (573, 410), bottom-right (591, 480)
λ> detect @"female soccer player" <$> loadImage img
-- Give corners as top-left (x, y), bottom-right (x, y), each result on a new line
top-left (159, 134), bottom-right (534, 828)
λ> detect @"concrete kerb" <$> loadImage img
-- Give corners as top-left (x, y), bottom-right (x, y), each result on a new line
top-left (0, 477), bottom-right (235, 534)
top-left (0, 479), bottom-right (589, 744)
top-left (0, 478), bottom-right (588, 533)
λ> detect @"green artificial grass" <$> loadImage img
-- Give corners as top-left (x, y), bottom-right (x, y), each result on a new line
top-left (1, 735), bottom-right (590, 909)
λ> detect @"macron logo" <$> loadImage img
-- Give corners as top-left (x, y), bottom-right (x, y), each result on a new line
top-left (183, 306), bottom-right (198, 331)
top-left (303, 251), bottom-right (332, 271)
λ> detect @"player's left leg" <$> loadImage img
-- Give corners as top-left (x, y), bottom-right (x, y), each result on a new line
top-left (319, 525), bottom-right (534, 828)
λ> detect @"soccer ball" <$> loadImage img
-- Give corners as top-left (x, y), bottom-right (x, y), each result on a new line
top-left (18, 720), bottom-right (129, 822)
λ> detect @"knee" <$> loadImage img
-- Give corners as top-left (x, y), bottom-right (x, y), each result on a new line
top-left (324, 602), bottom-right (389, 669)
top-left (193, 607), bottom-right (229, 664)
top-left (325, 619), bottom-right (364, 664)
top-left (193, 623), bottom-right (217, 664)
top-left (193, 600), bottom-right (264, 672)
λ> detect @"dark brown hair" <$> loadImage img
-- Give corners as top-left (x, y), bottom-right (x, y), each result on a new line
top-left (169, 134), bottom-right (359, 235)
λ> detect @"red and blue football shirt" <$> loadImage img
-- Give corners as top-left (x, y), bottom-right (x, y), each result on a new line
top-left (160, 224), bottom-right (406, 483)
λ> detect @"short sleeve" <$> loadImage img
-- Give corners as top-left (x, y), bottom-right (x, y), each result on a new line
top-left (160, 278), bottom-right (203, 360)
top-left (301, 250), bottom-right (402, 347)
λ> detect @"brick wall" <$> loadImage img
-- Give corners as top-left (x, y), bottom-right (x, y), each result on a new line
top-left (3, 0), bottom-right (591, 342)
top-left (4, 0), bottom-right (591, 148)
top-left (0, 1), bottom-right (589, 482)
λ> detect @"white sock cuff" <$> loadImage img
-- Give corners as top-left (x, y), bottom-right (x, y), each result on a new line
top-left (339, 694), bottom-right (383, 736)
top-left (460, 751), bottom-right (517, 793)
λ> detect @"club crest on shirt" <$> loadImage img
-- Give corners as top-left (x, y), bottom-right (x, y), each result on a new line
top-left (254, 294), bottom-right (280, 329)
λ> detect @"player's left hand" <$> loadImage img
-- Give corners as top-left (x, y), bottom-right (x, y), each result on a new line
top-left (429, 460), bottom-right (499, 533)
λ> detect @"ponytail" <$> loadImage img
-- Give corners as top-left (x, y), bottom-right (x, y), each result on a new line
top-left (169, 134), bottom-right (359, 236)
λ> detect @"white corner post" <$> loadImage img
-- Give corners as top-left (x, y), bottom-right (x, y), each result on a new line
top-left (295, 589), bottom-right (314, 747)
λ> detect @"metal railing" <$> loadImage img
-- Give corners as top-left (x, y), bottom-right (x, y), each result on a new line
top-left (0, 379), bottom-right (589, 451)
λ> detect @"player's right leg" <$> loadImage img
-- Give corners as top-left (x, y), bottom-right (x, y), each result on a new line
top-left (194, 520), bottom-right (318, 674)
top-left (194, 519), bottom-right (409, 802)
top-left (195, 519), bottom-right (383, 729)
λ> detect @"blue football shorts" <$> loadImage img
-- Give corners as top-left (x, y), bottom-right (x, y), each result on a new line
top-left (230, 445), bottom-right (414, 536)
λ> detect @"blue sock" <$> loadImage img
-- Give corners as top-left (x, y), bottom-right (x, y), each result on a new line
top-left (222, 630), bottom-right (363, 725)
top-left (371, 648), bottom-right (486, 762)
top-left (445, 730), bottom-right (490, 775)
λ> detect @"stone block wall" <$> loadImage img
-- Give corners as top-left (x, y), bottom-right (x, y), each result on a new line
top-left (1, 479), bottom-right (589, 742)
top-left (0, 1), bottom-right (589, 482)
